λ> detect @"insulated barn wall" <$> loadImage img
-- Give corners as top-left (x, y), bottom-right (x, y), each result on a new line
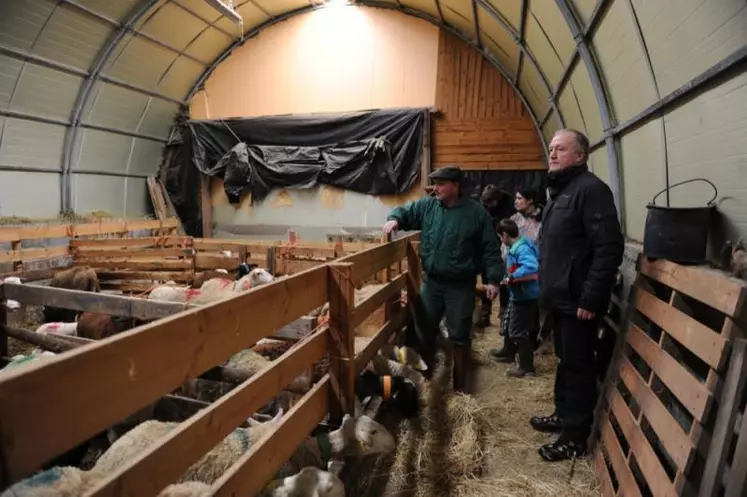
top-left (188, 7), bottom-right (546, 239)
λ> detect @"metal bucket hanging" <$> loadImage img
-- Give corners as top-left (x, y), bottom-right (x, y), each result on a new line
top-left (642, 178), bottom-right (718, 264)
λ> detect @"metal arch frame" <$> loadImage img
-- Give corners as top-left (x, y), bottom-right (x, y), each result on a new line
top-left (475, 0), bottom-right (565, 129)
top-left (554, 0), bottom-right (623, 224)
top-left (60, 0), bottom-right (163, 214)
top-left (185, 1), bottom-right (553, 160)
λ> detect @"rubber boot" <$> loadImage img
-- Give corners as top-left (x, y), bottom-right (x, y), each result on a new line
top-left (507, 339), bottom-right (536, 377)
top-left (490, 336), bottom-right (517, 363)
top-left (452, 344), bottom-right (472, 394)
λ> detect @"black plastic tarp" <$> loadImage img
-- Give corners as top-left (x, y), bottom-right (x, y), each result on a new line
top-left (189, 108), bottom-right (425, 204)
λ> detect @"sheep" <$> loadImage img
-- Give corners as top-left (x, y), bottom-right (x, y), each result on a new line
top-left (93, 410), bottom-right (285, 484)
top-left (43, 266), bottom-right (100, 323)
top-left (93, 411), bottom-right (393, 485)
top-left (0, 465), bottom-right (345, 497)
top-left (355, 369), bottom-right (419, 418)
top-left (191, 264), bottom-right (255, 289)
top-left (76, 312), bottom-right (145, 340)
top-left (722, 238), bottom-right (747, 279)
top-left (2, 350), bottom-right (57, 371)
top-left (226, 348), bottom-right (311, 393)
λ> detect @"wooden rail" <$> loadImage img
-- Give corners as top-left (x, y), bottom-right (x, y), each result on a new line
top-left (0, 232), bottom-right (420, 495)
top-left (594, 256), bottom-right (747, 497)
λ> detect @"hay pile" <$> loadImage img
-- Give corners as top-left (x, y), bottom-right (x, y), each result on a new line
top-left (345, 345), bottom-right (492, 497)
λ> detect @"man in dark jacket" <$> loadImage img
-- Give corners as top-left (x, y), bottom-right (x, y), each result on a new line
top-left (531, 129), bottom-right (624, 462)
top-left (384, 166), bottom-right (503, 393)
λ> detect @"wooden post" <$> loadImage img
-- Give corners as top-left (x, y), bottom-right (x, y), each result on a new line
top-left (200, 174), bottom-right (212, 238)
top-left (327, 262), bottom-right (355, 423)
top-left (0, 282), bottom-right (7, 364)
top-left (420, 109), bottom-right (432, 195)
top-left (266, 246), bottom-right (277, 275)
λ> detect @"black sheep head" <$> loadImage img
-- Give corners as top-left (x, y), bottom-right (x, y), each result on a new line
top-left (390, 376), bottom-right (420, 419)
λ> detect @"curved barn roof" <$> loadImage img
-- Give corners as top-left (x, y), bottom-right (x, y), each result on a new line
top-left (1, 0), bottom-right (746, 237)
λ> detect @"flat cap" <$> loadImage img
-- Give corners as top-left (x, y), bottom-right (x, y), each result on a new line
top-left (428, 166), bottom-right (463, 182)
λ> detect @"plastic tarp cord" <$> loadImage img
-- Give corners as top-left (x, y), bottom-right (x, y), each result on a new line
top-left (188, 108), bottom-right (426, 204)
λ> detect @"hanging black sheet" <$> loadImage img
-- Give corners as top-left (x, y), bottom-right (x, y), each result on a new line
top-left (189, 107), bottom-right (425, 204)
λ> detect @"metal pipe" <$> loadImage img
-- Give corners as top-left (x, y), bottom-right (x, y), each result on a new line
top-left (471, 0), bottom-right (482, 50)
top-left (73, 169), bottom-right (150, 179)
top-left (61, 0), bottom-right (163, 214)
top-left (513, 0), bottom-right (528, 87)
top-left (554, 0), bottom-right (622, 223)
top-left (434, 0), bottom-right (445, 24)
top-left (79, 123), bottom-right (167, 142)
top-left (0, 109), bottom-right (69, 127)
top-left (0, 165), bottom-right (62, 174)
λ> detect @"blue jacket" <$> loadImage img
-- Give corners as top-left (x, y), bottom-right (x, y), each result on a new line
top-left (506, 236), bottom-right (540, 301)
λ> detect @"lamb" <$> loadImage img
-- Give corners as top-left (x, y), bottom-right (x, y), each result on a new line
top-left (2, 350), bottom-right (57, 371)
top-left (226, 348), bottom-right (310, 392)
top-left (722, 238), bottom-right (747, 279)
top-left (191, 263), bottom-right (255, 289)
top-left (43, 266), bottom-right (100, 323)
top-left (149, 268), bottom-right (276, 305)
top-left (355, 369), bottom-right (419, 418)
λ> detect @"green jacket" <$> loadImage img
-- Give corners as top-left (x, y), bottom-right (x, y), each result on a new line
top-left (387, 195), bottom-right (503, 284)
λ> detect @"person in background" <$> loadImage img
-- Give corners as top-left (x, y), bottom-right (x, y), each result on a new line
top-left (477, 185), bottom-right (515, 328)
top-left (383, 166), bottom-right (503, 394)
top-left (531, 128), bottom-right (624, 462)
top-left (490, 188), bottom-right (544, 359)
top-left (497, 218), bottom-right (540, 378)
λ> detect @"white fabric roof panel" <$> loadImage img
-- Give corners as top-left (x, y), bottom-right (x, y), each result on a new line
top-left (0, 0), bottom-right (742, 243)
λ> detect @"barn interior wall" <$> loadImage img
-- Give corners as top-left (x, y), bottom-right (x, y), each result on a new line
top-left (189, 8), bottom-right (438, 239)
top-left (189, 8), bottom-right (547, 239)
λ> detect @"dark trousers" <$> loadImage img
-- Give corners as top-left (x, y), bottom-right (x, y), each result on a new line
top-left (552, 310), bottom-right (599, 444)
top-left (413, 275), bottom-right (476, 358)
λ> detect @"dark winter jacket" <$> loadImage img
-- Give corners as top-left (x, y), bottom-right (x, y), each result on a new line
top-left (538, 164), bottom-right (624, 315)
top-left (387, 195), bottom-right (504, 284)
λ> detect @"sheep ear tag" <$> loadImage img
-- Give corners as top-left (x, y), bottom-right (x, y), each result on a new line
top-left (395, 346), bottom-right (406, 364)
top-left (382, 375), bottom-right (392, 401)
top-left (415, 357), bottom-right (428, 371)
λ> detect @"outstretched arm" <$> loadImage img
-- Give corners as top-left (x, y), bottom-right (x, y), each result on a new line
top-left (386, 198), bottom-right (429, 232)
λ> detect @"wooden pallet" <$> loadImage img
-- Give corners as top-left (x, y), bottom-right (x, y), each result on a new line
top-left (595, 257), bottom-right (747, 497)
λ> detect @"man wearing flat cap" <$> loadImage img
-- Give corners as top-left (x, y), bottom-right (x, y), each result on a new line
top-left (383, 166), bottom-right (503, 393)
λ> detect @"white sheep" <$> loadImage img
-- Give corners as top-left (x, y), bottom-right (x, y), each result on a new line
top-left (93, 411), bottom-right (393, 485)
top-left (34, 322), bottom-right (78, 337)
top-left (94, 409), bottom-right (285, 484)
top-left (2, 350), bottom-right (57, 372)
top-left (0, 466), bottom-right (89, 497)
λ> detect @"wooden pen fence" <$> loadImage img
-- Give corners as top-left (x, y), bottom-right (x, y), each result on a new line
top-left (0, 232), bottom-right (421, 496)
top-left (594, 256), bottom-right (747, 497)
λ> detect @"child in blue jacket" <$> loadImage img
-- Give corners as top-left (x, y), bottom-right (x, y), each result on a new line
top-left (495, 218), bottom-right (539, 377)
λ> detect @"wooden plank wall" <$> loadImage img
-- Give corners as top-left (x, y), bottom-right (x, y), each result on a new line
top-left (433, 30), bottom-right (545, 171)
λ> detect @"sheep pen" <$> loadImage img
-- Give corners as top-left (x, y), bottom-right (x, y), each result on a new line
top-left (344, 321), bottom-right (599, 497)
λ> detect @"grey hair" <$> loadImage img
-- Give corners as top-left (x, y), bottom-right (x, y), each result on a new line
top-left (553, 128), bottom-right (589, 158)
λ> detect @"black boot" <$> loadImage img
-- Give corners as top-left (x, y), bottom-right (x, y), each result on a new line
top-left (530, 412), bottom-right (563, 433)
top-left (452, 344), bottom-right (472, 394)
top-left (507, 339), bottom-right (535, 377)
top-left (539, 437), bottom-right (587, 462)
top-left (489, 336), bottom-right (516, 363)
